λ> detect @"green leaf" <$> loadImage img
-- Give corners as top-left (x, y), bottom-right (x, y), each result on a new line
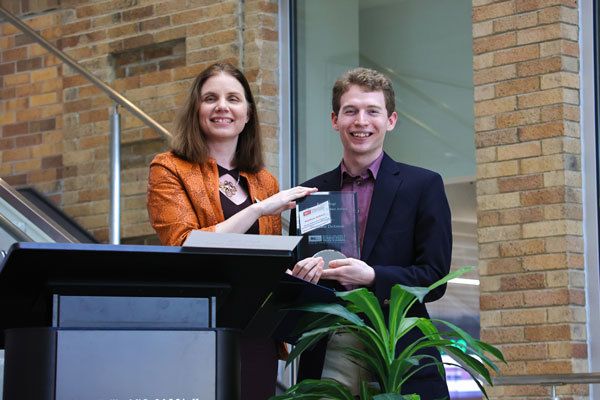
top-left (269, 378), bottom-right (355, 400)
top-left (475, 339), bottom-right (506, 364)
top-left (398, 266), bottom-right (474, 305)
top-left (347, 327), bottom-right (390, 388)
top-left (428, 266), bottom-right (474, 293)
top-left (394, 317), bottom-right (420, 342)
top-left (337, 288), bottom-right (388, 342)
top-left (397, 358), bottom-right (447, 391)
top-left (388, 285), bottom-right (416, 351)
top-left (431, 319), bottom-right (480, 355)
top-left (359, 380), bottom-right (374, 400)
top-left (396, 336), bottom-right (453, 367)
top-left (412, 318), bottom-right (442, 341)
top-left (296, 303), bottom-right (366, 326)
top-left (442, 361), bottom-right (491, 400)
top-left (443, 346), bottom-right (492, 385)
top-left (286, 326), bottom-right (338, 367)
top-left (351, 324), bottom-right (394, 371)
top-left (391, 355), bottom-right (446, 392)
top-left (388, 356), bottom-right (413, 391)
top-left (344, 346), bottom-right (387, 387)
top-left (373, 394), bottom-right (419, 400)
top-left (300, 313), bottom-right (345, 335)
top-left (398, 285), bottom-right (429, 303)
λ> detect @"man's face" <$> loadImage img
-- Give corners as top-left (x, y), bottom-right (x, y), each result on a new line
top-left (332, 85), bottom-right (397, 163)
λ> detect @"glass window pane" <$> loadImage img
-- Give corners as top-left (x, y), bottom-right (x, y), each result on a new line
top-left (295, 0), bottom-right (475, 183)
top-left (293, 1), bottom-right (479, 398)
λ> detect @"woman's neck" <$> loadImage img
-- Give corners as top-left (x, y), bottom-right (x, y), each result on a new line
top-left (208, 139), bottom-right (238, 169)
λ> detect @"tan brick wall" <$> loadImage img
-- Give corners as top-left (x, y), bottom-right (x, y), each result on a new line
top-left (0, 0), bottom-right (280, 243)
top-left (473, 1), bottom-right (586, 398)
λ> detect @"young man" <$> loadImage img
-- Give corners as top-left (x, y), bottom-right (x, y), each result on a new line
top-left (291, 68), bottom-right (452, 398)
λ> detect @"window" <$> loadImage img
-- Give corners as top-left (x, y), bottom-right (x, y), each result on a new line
top-left (290, 1), bottom-right (479, 397)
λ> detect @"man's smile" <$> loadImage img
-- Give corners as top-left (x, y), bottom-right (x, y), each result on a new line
top-left (350, 131), bottom-right (373, 138)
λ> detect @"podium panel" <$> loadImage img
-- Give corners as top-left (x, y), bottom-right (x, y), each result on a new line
top-left (4, 327), bottom-right (239, 400)
top-left (56, 296), bottom-right (211, 328)
top-left (57, 330), bottom-right (216, 399)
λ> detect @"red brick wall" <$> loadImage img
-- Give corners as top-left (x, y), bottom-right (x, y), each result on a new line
top-left (473, 1), bottom-right (587, 398)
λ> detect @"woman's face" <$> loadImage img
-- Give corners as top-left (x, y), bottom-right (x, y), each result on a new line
top-left (198, 72), bottom-right (250, 144)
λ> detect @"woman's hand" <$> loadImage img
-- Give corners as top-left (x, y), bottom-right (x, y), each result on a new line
top-left (291, 257), bottom-right (324, 284)
top-left (255, 186), bottom-right (317, 216)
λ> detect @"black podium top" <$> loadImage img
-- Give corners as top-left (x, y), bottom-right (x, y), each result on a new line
top-left (0, 242), bottom-right (295, 345)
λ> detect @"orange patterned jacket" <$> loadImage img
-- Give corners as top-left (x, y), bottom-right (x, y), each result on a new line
top-left (147, 151), bottom-right (282, 246)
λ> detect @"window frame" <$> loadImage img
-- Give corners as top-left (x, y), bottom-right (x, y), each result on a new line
top-left (582, 0), bottom-right (600, 391)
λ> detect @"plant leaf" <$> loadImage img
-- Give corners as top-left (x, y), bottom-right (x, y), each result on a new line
top-left (398, 285), bottom-right (429, 304)
top-left (344, 346), bottom-right (387, 387)
top-left (373, 394), bottom-right (420, 400)
top-left (412, 318), bottom-right (442, 341)
top-left (347, 327), bottom-right (390, 388)
top-left (360, 381), bottom-right (372, 400)
top-left (286, 325), bottom-right (339, 367)
top-left (391, 355), bottom-right (445, 392)
top-left (337, 288), bottom-right (388, 342)
top-left (397, 266), bottom-right (474, 305)
top-left (428, 266), bottom-right (474, 293)
top-left (304, 313), bottom-right (344, 332)
top-left (296, 303), bottom-right (366, 326)
top-left (475, 339), bottom-right (506, 364)
top-left (432, 319), bottom-right (488, 360)
top-left (442, 361), bottom-right (491, 400)
top-left (269, 378), bottom-right (356, 400)
top-left (443, 345), bottom-right (492, 385)
top-left (394, 317), bottom-right (420, 342)
top-left (388, 285), bottom-right (416, 351)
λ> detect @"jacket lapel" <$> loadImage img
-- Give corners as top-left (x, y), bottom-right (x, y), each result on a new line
top-left (361, 153), bottom-right (403, 261)
top-left (195, 160), bottom-right (224, 224)
top-left (311, 167), bottom-right (341, 192)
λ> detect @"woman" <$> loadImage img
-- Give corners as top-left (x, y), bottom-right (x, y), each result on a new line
top-left (147, 62), bottom-right (315, 399)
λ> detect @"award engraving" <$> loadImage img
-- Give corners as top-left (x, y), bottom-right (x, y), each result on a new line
top-left (295, 192), bottom-right (360, 263)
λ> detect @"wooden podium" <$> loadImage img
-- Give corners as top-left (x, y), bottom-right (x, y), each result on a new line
top-left (0, 241), bottom-right (296, 400)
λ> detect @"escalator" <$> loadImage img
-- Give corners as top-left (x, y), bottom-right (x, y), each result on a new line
top-left (0, 178), bottom-right (97, 398)
top-left (0, 178), bottom-right (96, 253)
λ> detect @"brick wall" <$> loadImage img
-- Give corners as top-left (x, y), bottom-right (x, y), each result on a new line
top-left (473, 1), bottom-right (586, 398)
top-left (0, 0), bottom-right (280, 243)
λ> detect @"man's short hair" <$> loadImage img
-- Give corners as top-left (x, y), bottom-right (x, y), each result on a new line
top-left (332, 67), bottom-right (396, 117)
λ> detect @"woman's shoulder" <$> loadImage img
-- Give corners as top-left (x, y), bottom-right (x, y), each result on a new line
top-left (244, 167), bottom-right (279, 192)
top-left (255, 168), bottom-right (278, 184)
top-left (151, 151), bottom-right (195, 171)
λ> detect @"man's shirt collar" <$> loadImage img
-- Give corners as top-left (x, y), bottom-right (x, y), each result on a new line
top-left (340, 151), bottom-right (384, 185)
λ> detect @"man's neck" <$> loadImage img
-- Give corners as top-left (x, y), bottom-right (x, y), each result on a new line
top-left (342, 151), bottom-right (383, 176)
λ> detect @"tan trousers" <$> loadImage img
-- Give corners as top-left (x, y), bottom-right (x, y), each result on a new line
top-left (320, 332), bottom-right (372, 396)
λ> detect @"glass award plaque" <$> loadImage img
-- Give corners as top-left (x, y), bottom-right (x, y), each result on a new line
top-left (295, 192), bottom-right (360, 264)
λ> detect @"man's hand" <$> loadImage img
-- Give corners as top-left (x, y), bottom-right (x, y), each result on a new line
top-left (291, 257), bottom-right (324, 284)
top-left (321, 258), bottom-right (375, 287)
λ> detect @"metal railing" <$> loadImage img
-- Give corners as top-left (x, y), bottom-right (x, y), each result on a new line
top-left (0, 5), bottom-right (172, 244)
top-left (493, 372), bottom-right (600, 399)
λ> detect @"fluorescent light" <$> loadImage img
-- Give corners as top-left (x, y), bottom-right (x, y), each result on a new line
top-left (449, 278), bottom-right (480, 286)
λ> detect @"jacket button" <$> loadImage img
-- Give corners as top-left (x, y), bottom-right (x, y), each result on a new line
top-left (383, 299), bottom-right (390, 305)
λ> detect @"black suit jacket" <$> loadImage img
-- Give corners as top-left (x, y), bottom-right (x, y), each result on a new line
top-left (290, 153), bottom-right (452, 398)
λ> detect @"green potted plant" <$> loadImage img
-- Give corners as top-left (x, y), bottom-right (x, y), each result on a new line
top-left (271, 267), bottom-right (505, 400)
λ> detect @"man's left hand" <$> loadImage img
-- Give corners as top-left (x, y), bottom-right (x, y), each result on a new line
top-left (321, 258), bottom-right (375, 287)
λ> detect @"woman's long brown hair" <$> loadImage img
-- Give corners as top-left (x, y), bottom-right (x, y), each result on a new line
top-left (171, 62), bottom-right (264, 172)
